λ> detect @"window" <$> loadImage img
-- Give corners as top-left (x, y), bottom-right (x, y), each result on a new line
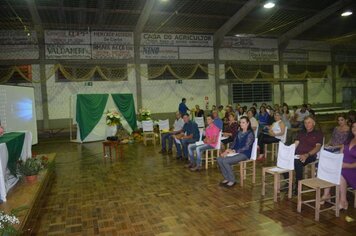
top-left (1, 65), bottom-right (32, 84)
top-left (147, 64), bottom-right (208, 80)
top-left (232, 83), bottom-right (272, 103)
top-left (56, 64), bottom-right (128, 82)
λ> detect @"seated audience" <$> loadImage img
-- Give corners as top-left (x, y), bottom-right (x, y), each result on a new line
top-left (159, 112), bottom-right (184, 155)
top-left (173, 114), bottom-right (200, 160)
top-left (194, 105), bottom-right (204, 118)
top-left (224, 105), bottom-right (233, 123)
top-left (348, 110), bottom-right (356, 127)
top-left (187, 115), bottom-right (220, 171)
top-left (325, 113), bottom-right (350, 150)
top-left (221, 112), bottom-right (239, 148)
top-left (218, 105), bottom-right (225, 120)
top-left (258, 105), bottom-right (270, 128)
top-left (257, 111), bottom-right (286, 160)
top-left (217, 116), bottom-right (255, 187)
top-left (247, 109), bottom-right (258, 132)
top-left (292, 104), bottom-right (309, 128)
top-left (281, 104), bottom-right (292, 129)
top-left (212, 110), bottom-right (223, 130)
top-left (322, 121), bottom-right (356, 210)
top-left (283, 116), bottom-right (323, 194)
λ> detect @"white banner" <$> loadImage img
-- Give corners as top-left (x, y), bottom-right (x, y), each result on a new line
top-left (141, 33), bottom-right (213, 47)
top-left (222, 37), bottom-right (278, 49)
top-left (140, 46), bottom-right (178, 59)
top-left (283, 51), bottom-right (309, 62)
top-left (45, 45), bottom-right (91, 59)
top-left (92, 44), bottom-right (134, 59)
top-left (250, 49), bottom-right (278, 61)
top-left (0, 45), bottom-right (39, 60)
top-left (0, 30), bottom-right (37, 44)
top-left (91, 31), bottom-right (133, 44)
top-left (45, 30), bottom-right (90, 44)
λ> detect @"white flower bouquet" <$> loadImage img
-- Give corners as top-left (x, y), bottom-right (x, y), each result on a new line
top-left (0, 211), bottom-right (20, 235)
top-left (105, 109), bottom-right (121, 126)
top-left (138, 108), bottom-right (151, 121)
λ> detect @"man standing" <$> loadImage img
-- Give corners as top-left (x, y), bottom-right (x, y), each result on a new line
top-left (173, 114), bottom-right (200, 160)
top-left (178, 98), bottom-right (190, 116)
top-left (284, 116), bottom-right (323, 194)
top-left (159, 112), bottom-right (184, 155)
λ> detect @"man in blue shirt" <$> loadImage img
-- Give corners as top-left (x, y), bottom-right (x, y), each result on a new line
top-left (212, 110), bottom-right (223, 130)
top-left (178, 98), bottom-right (190, 116)
top-left (173, 114), bottom-right (200, 160)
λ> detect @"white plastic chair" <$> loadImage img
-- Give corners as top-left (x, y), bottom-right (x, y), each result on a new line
top-left (262, 142), bottom-right (296, 202)
top-left (158, 119), bottom-right (170, 144)
top-left (142, 120), bottom-right (155, 146)
top-left (298, 149), bottom-right (344, 221)
top-left (194, 117), bottom-right (205, 128)
top-left (267, 127), bottom-right (288, 162)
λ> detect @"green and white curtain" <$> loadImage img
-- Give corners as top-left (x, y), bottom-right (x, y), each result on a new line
top-left (74, 93), bottom-right (137, 142)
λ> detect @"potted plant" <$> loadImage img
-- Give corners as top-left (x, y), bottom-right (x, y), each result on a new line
top-left (17, 157), bottom-right (43, 183)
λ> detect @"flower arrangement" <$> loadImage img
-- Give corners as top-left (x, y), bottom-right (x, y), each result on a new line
top-left (138, 108), bottom-right (151, 121)
top-left (0, 211), bottom-right (20, 235)
top-left (105, 109), bottom-right (121, 126)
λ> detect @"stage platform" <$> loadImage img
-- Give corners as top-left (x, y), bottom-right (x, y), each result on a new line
top-left (0, 153), bottom-right (56, 235)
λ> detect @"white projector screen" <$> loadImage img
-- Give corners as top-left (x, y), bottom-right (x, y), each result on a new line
top-left (0, 85), bottom-right (38, 144)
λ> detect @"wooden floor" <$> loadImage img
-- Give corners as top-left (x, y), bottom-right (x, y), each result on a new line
top-left (29, 138), bottom-right (356, 236)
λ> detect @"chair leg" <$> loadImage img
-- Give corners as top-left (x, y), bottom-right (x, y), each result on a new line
top-left (264, 144), bottom-right (268, 160)
top-left (262, 168), bottom-right (266, 196)
top-left (288, 171), bottom-right (293, 199)
top-left (252, 161), bottom-right (256, 184)
top-left (205, 151), bottom-right (209, 170)
top-left (240, 163), bottom-right (244, 187)
top-left (311, 164), bottom-right (316, 178)
top-left (335, 185), bottom-right (340, 217)
top-left (273, 173), bottom-right (278, 202)
top-left (102, 144), bottom-right (106, 159)
top-left (354, 190), bottom-right (356, 208)
top-left (271, 143), bottom-right (275, 162)
top-left (297, 181), bottom-right (302, 213)
top-left (315, 188), bottom-right (321, 221)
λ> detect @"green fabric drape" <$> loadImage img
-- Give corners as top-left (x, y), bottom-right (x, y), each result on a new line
top-left (0, 132), bottom-right (25, 176)
top-left (76, 94), bottom-right (109, 141)
top-left (111, 94), bottom-right (137, 130)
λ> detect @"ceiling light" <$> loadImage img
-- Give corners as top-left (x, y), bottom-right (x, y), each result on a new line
top-left (264, 2), bottom-right (275, 9)
top-left (160, 0), bottom-right (169, 2)
top-left (341, 11), bottom-right (353, 17)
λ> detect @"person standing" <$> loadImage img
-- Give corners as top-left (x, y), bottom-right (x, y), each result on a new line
top-left (178, 98), bottom-right (190, 116)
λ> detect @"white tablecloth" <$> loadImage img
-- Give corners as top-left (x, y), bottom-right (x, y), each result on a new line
top-left (0, 131), bottom-right (32, 202)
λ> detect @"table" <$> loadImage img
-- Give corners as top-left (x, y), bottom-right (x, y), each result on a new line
top-left (102, 140), bottom-right (123, 160)
top-left (0, 131), bottom-right (32, 202)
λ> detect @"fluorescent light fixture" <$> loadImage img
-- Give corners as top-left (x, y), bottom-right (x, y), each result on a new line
top-left (160, 0), bottom-right (169, 2)
top-left (341, 11), bottom-right (353, 17)
top-left (264, 2), bottom-right (275, 9)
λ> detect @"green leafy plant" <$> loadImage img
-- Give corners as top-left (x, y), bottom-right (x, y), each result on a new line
top-left (17, 157), bottom-right (42, 176)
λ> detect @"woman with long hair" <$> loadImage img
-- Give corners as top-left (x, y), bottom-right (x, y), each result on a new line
top-left (217, 116), bottom-right (255, 187)
top-left (322, 121), bottom-right (356, 209)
